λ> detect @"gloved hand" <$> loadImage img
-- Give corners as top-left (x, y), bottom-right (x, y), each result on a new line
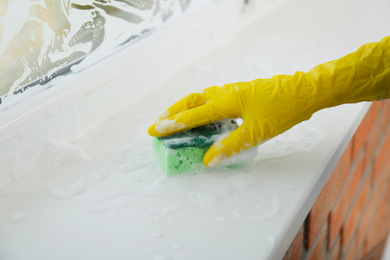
top-left (148, 36), bottom-right (390, 167)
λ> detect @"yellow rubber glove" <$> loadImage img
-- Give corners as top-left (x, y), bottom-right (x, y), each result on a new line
top-left (148, 36), bottom-right (390, 167)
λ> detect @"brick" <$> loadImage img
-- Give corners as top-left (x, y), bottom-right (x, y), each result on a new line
top-left (366, 120), bottom-right (384, 166)
top-left (356, 224), bottom-right (365, 259)
top-left (283, 225), bottom-right (303, 260)
top-left (328, 204), bottom-right (344, 250)
top-left (352, 102), bottom-right (379, 161)
top-left (381, 186), bottom-right (390, 230)
top-left (384, 100), bottom-right (390, 129)
top-left (385, 184), bottom-right (390, 206)
top-left (383, 195), bottom-right (390, 234)
top-left (366, 164), bottom-right (388, 225)
top-left (342, 179), bottom-right (370, 247)
top-left (361, 238), bottom-right (388, 260)
top-left (354, 153), bottom-right (367, 180)
top-left (358, 189), bottom-right (378, 253)
top-left (371, 164), bottom-right (387, 201)
top-left (327, 234), bottom-right (341, 260)
top-left (356, 178), bottom-right (370, 216)
top-left (328, 156), bottom-right (365, 249)
top-left (373, 132), bottom-right (390, 182)
top-left (306, 143), bottom-right (352, 249)
top-left (359, 181), bottom-right (390, 253)
top-left (342, 215), bottom-right (357, 249)
top-left (366, 102), bottom-right (389, 165)
top-left (307, 224), bottom-right (327, 260)
top-left (364, 192), bottom-right (389, 253)
top-left (380, 100), bottom-right (390, 130)
top-left (363, 238), bottom-right (370, 255)
top-left (384, 159), bottom-right (390, 183)
top-left (343, 236), bottom-right (358, 260)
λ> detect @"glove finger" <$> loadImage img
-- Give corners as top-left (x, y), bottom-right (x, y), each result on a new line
top-left (203, 124), bottom-right (259, 167)
top-left (148, 103), bottom-right (223, 137)
top-left (151, 92), bottom-right (207, 124)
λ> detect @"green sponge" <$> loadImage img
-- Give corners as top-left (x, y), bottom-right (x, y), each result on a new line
top-left (153, 120), bottom-right (239, 175)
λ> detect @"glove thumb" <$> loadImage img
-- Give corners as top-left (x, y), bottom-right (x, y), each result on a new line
top-left (203, 124), bottom-right (258, 167)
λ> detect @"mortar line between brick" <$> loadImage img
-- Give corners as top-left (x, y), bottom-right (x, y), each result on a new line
top-left (342, 160), bottom-right (372, 223)
top-left (359, 181), bottom-right (390, 244)
top-left (366, 104), bottom-right (387, 148)
top-left (340, 163), bottom-right (379, 255)
top-left (371, 133), bottom-right (390, 179)
top-left (303, 217), bottom-right (328, 259)
top-left (326, 233), bottom-right (341, 260)
top-left (329, 148), bottom-right (364, 214)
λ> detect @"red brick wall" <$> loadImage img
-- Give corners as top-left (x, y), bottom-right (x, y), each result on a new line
top-left (283, 100), bottom-right (390, 260)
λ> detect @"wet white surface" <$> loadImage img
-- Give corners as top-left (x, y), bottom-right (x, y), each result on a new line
top-left (1, 0), bottom-right (389, 259)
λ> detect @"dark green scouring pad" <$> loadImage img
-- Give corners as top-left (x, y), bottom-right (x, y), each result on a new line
top-left (153, 120), bottom-right (239, 175)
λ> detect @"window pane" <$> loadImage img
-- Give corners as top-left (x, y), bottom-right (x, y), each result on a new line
top-left (0, 0), bottom-right (191, 102)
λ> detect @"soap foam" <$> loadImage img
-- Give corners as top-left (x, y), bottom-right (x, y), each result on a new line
top-left (216, 145), bottom-right (259, 168)
top-left (256, 120), bottom-right (326, 161)
top-left (152, 109), bottom-right (170, 124)
top-left (2, 137), bottom-right (91, 195)
top-left (0, 113), bottom-right (326, 229)
top-left (205, 129), bottom-right (259, 167)
top-left (230, 190), bottom-right (282, 221)
top-left (0, 118), bottom-right (325, 231)
top-left (155, 119), bottom-right (186, 134)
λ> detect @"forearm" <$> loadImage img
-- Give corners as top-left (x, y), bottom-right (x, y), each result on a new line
top-left (307, 36), bottom-right (390, 108)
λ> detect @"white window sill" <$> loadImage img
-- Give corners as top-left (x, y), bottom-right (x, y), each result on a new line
top-left (0, 0), bottom-right (388, 259)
